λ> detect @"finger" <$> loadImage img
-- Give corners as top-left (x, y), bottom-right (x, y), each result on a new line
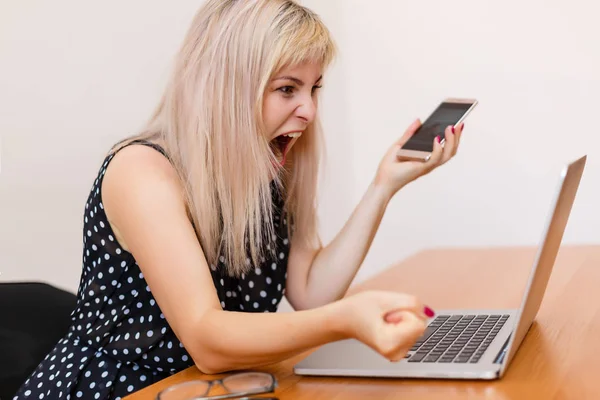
top-left (453, 122), bottom-right (464, 156)
top-left (384, 310), bottom-right (404, 324)
top-left (386, 312), bottom-right (428, 361)
top-left (385, 305), bottom-right (435, 324)
top-left (395, 118), bottom-right (422, 148)
top-left (388, 345), bottom-right (412, 362)
top-left (440, 125), bottom-right (456, 164)
top-left (423, 134), bottom-right (444, 170)
top-left (399, 312), bottom-right (428, 342)
top-left (381, 292), bottom-right (425, 319)
top-left (385, 119), bottom-right (422, 164)
top-left (380, 292), bottom-right (435, 321)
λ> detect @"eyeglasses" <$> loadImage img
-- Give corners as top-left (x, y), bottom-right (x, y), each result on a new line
top-left (156, 371), bottom-right (278, 400)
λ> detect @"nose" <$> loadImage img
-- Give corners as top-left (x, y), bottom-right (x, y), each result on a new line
top-left (295, 95), bottom-right (317, 124)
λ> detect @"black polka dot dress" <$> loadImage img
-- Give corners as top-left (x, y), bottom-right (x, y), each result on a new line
top-left (13, 140), bottom-right (290, 400)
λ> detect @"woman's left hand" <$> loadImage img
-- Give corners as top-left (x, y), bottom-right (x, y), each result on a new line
top-left (373, 119), bottom-right (464, 198)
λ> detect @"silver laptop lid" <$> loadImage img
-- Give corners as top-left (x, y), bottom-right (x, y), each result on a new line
top-left (498, 155), bottom-right (586, 375)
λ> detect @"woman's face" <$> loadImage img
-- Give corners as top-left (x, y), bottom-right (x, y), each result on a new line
top-left (263, 61), bottom-right (323, 166)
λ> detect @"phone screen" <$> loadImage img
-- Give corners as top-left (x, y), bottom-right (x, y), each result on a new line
top-left (402, 102), bottom-right (475, 152)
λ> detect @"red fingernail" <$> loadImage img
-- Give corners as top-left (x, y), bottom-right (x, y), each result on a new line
top-left (436, 136), bottom-right (441, 143)
top-left (461, 122), bottom-right (465, 130)
top-left (424, 306), bottom-right (435, 317)
top-left (451, 126), bottom-right (455, 134)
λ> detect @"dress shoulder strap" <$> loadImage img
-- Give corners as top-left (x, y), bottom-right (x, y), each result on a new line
top-left (122, 139), bottom-right (171, 162)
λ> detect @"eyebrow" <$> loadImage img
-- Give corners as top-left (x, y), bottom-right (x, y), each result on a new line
top-left (273, 75), bottom-right (323, 86)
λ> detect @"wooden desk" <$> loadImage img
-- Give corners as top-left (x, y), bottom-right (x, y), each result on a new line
top-left (125, 245), bottom-right (600, 399)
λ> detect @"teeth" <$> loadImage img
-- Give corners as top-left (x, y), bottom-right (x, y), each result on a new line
top-left (284, 132), bottom-right (301, 138)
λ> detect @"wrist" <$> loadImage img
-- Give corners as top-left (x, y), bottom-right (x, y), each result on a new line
top-left (322, 299), bottom-right (353, 341)
top-left (367, 180), bottom-right (395, 205)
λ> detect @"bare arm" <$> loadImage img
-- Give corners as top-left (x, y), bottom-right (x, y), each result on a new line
top-left (194, 306), bottom-right (344, 371)
top-left (285, 120), bottom-right (458, 311)
top-left (102, 145), bottom-right (347, 373)
top-left (285, 182), bottom-right (392, 311)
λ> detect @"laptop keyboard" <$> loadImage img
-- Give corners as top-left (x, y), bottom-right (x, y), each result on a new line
top-left (406, 314), bottom-right (510, 364)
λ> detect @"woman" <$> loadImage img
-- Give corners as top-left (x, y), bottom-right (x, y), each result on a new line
top-left (14, 0), bottom-right (463, 399)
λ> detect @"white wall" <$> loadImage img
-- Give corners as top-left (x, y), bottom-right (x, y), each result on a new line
top-left (0, 1), bottom-right (203, 291)
top-left (311, 0), bottom-right (600, 284)
top-left (1, 1), bottom-right (599, 299)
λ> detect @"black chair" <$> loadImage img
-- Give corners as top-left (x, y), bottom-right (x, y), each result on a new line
top-left (0, 282), bottom-right (76, 399)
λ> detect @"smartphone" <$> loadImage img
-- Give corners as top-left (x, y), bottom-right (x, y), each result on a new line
top-left (396, 98), bottom-right (478, 161)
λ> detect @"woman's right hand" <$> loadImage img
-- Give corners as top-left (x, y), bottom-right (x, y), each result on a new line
top-left (337, 290), bottom-right (433, 362)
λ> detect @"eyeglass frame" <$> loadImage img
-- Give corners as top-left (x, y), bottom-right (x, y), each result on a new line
top-left (155, 371), bottom-right (278, 400)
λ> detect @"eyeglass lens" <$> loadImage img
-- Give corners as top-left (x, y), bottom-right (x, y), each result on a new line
top-left (222, 372), bottom-right (274, 393)
top-left (157, 372), bottom-right (275, 400)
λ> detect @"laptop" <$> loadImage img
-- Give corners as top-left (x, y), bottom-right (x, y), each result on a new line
top-left (294, 155), bottom-right (587, 380)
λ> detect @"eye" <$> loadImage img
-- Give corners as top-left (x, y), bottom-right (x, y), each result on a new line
top-left (312, 85), bottom-right (323, 94)
top-left (277, 86), bottom-right (295, 95)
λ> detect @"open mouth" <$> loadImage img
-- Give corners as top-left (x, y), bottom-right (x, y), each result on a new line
top-left (270, 132), bottom-right (301, 166)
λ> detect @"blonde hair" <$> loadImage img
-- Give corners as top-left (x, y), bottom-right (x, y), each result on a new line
top-left (112, 0), bottom-right (336, 276)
